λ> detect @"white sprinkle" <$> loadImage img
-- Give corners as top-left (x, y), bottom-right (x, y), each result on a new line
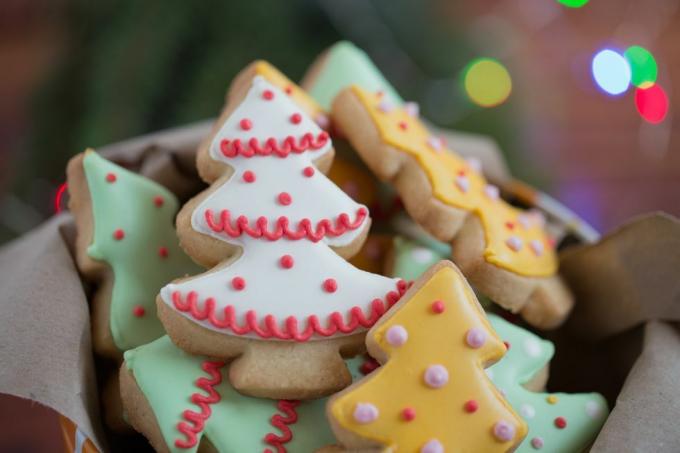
top-left (411, 247), bottom-right (435, 264)
top-left (484, 184), bottom-right (500, 201)
top-left (506, 236), bottom-right (523, 252)
top-left (520, 404), bottom-right (536, 419)
top-left (404, 101), bottom-right (420, 117)
top-left (523, 338), bottom-right (542, 357)
top-left (530, 239), bottom-right (544, 256)
top-left (466, 157), bottom-right (482, 172)
top-left (456, 175), bottom-right (470, 193)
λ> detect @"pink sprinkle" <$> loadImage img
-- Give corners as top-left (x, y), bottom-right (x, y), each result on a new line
top-left (431, 300), bottom-right (445, 314)
top-left (465, 327), bottom-right (487, 348)
top-left (420, 439), bottom-right (444, 453)
top-left (404, 102), bottom-right (420, 117)
top-left (531, 437), bottom-right (544, 449)
top-left (239, 118), bottom-right (252, 130)
top-left (277, 192), bottom-right (292, 206)
top-left (427, 136), bottom-right (443, 151)
top-left (530, 239), bottom-right (544, 256)
top-left (493, 420), bottom-right (516, 442)
top-left (424, 365), bottom-right (449, 388)
top-left (484, 184), bottom-right (500, 201)
top-left (353, 403), bottom-right (378, 424)
top-left (466, 157), bottom-right (482, 172)
top-left (455, 175), bottom-right (470, 193)
top-left (506, 236), bottom-right (523, 252)
top-left (385, 325), bottom-right (408, 347)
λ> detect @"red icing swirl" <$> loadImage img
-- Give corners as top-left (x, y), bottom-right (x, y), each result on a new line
top-left (219, 132), bottom-right (329, 158)
top-left (263, 400), bottom-right (299, 453)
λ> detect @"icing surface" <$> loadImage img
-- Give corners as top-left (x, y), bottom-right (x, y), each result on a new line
top-left (82, 151), bottom-right (201, 351)
top-left (351, 86), bottom-right (558, 277)
top-left (329, 264), bottom-right (527, 451)
top-left (306, 41), bottom-right (403, 110)
top-left (487, 314), bottom-right (609, 452)
top-left (125, 336), bottom-right (346, 453)
top-left (161, 76), bottom-right (403, 340)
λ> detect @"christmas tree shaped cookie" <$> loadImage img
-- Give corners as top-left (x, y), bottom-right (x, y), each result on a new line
top-left (487, 314), bottom-right (609, 452)
top-left (67, 150), bottom-right (201, 358)
top-left (327, 261), bottom-right (527, 452)
top-left (158, 71), bottom-right (406, 399)
top-left (122, 336), bottom-right (369, 453)
top-left (333, 86), bottom-right (573, 329)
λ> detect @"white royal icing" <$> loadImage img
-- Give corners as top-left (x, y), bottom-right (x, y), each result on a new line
top-left (160, 77), bottom-right (399, 340)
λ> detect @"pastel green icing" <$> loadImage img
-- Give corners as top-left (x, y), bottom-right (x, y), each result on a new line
top-left (125, 336), bottom-right (353, 453)
top-left (487, 314), bottom-right (609, 452)
top-left (307, 41), bottom-right (403, 110)
top-left (390, 236), bottom-right (446, 281)
top-left (83, 151), bottom-right (201, 351)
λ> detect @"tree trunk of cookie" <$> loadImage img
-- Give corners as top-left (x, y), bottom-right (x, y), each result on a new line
top-left (228, 339), bottom-right (354, 400)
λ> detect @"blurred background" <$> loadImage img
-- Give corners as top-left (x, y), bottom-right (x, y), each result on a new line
top-left (0, 0), bottom-right (678, 450)
top-left (1, 0), bottom-right (679, 246)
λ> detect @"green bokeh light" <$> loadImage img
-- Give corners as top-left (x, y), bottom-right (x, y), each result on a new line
top-left (557, 0), bottom-right (589, 8)
top-left (624, 46), bottom-right (658, 88)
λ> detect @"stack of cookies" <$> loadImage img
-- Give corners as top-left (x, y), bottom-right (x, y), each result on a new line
top-left (67, 42), bottom-right (609, 452)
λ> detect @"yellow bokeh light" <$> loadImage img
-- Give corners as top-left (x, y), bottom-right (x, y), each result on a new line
top-left (463, 58), bottom-right (512, 107)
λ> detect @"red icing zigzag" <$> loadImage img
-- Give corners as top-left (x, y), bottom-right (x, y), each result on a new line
top-left (204, 208), bottom-right (368, 242)
top-left (175, 360), bottom-right (225, 449)
top-left (171, 280), bottom-right (408, 342)
top-left (263, 400), bottom-right (300, 453)
top-left (220, 132), bottom-right (329, 158)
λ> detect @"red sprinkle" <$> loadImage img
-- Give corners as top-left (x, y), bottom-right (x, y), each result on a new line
top-left (323, 278), bottom-right (338, 293)
top-left (284, 86), bottom-right (293, 95)
top-left (278, 192), bottom-right (292, 206)
top-left (243, 171), bottom-right (256, 183)
top-left (431, 300), bottom-right (445, 314)
top-left (464, 400), bottom-right (479, 413)
top-left (153, 195), bottom-right (164, 207)
top-left (280, 254), bottom-right (294, 269)
top-left (158, 246), bottom-right (169, 258)
top-left (290, 113), bottom-right (302, 125)
top-left (113, 229), bottom-right (125, 240)
top-left (262, 90), bottom-right (274, 100)
top-left (132, 305), bottom-right (145, 317)
top-left (398, 121), bottom-right (408, 131)
top-left (106, 173), bottom-right (117, 183)
top-left (231, 277), bottom-right (246, 291)
top-left (554, 417), bottom-right (567, 429)
top-left (303, 166), bottom-right (315, 177)
top-left (504, 341), bottom-right (511, 350)
top-left (239, 118), bottom-right (252, 130)
top-left (505, 221), bottom-right (515, 230)
top-left (402, 407), bottom-right (416, 421)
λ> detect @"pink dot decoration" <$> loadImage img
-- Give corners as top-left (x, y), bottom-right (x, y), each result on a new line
top-left (402, 407), bottom-right (416, 421)
top-left (277, 192), bottom-right (292, 206)
top-left (303, 166), bottom-right (315, 177)
top-left (493, 420), bottom-right (516, 442)
top-left (431, 300), bottom-right (445, 314)
top-left (423, 365), bottom-right (449, 388)
top-left (531, 437), bottom-right (544, 449)
top-left (353, 403), bottom-right (378, 424)
top-left (239, 118), bottom-right (252, 130)
top-left (262, 90), bottom-right (274, 100)
top-left (243, 171), bottom-right (256, 183)
top-left (290, 113), bottom-right (302, 124)
top-left (231, 277), bottom-right (246, 291)
top-left (385, 325), bottom-right (408, 347)
top-left (464, 400), bottom-right (479, 413)
top-left (323, 278), bottom-right (338, 293)
top-left (113, 229), bottom-right (125, 241)
top-left (158, 246), bottom-right (169, 259)
top-left (153, 195), bottom-right (164, 207)
top-left (420, 439), bottom-right (444, 453)
top-left (465, 327), bottom-right (487, 348)
top-left (279, 254), bottom-right (294, 269)
top-left (106, 173), bottom-right (117, 183)
top-left (132, 305), bottom-right (145, 317)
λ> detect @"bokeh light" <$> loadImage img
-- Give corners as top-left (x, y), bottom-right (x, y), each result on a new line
top-left (624, 46), bottom-right (658, 88)
top-left (557, 0), bottom-right (589, 8)
top-left (635, 84), bottom-right (669, 124)
top-left (592, 49), bottom-right (631, 95)
top-left (463, 58), bottom-right (512, 108)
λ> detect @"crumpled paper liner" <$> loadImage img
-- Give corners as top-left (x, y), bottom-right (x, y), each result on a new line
top-left (1, 121), bottom-right (679, 452)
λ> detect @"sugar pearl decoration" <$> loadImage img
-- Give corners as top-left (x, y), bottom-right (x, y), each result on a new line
top-left (427, 136), bottom-right (443, 151)
top-left (465, 327), bottom-right (487, 349)
top-left (484, 184), bottom-right (500, 201)
top-left (431, 300), bottom-right (446, 313)
top-left (466, 156), bottom-right (482, 172)
top-left (420, 439), bottom-right (444, 453)
top-left (523, 338), bottom-right (542, 357)
top-left (378, 100), bottom-right (394, 113)
top-left (424, 365), bottom-right (449, 388)
top-left (455, 175), bottom-right (470, 193)
top-left (353, 403), bottom-right (378, 424)
top-left (585, 401), bottom-right (601, 418)
top-left (506, 236), bottom-right (523, 252)
top-left (520, 404), bottom-right (536, 419)
top-left (404, 102), bottom-right (420, 117)
top-left (531, 437), bottom-right (544, 449)
top-left (530, 239), bottom-right (544, 256)
top-left (385, 325), bottom-right (408, 347)
top-left (493, 420), bottom-right (516, 442)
